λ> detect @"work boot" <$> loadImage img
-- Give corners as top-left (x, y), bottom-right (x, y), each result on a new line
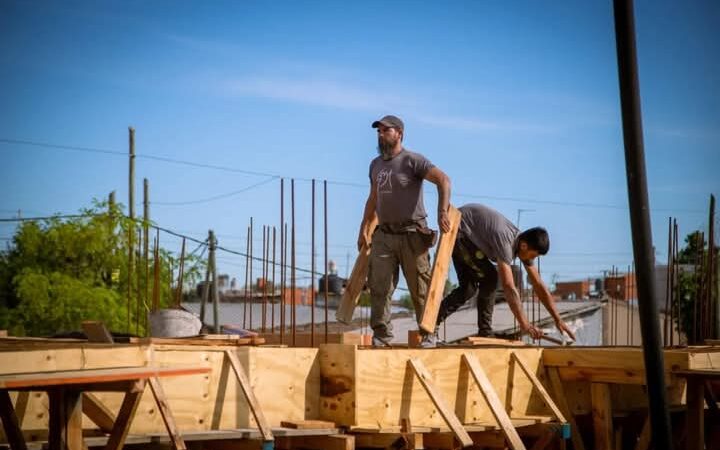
top-left (372, 335), bottom-right (392, 348)
top-left (419, 333), bottom-right (438, 348)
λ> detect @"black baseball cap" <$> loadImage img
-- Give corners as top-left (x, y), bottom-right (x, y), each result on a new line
top-left (372, 115), bottom-right (404, 132)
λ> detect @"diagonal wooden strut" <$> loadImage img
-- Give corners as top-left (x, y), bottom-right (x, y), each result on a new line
top-left (510, 352), bottom-right (567, 423)
top-left (225, 350), bottom-right (274, 443)
top-left (407, 357), bottom-right (473, 448)
top-left (461, 353), bottom-right (526, 450)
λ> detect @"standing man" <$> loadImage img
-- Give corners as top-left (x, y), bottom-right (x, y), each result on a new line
top-left (435, 203), bottom-right (576, 342)
top-left (357, 115), bottom-right (451, 347)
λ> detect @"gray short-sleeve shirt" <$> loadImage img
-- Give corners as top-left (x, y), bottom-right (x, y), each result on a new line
top-left (458, 203), bottom-right (532, 266)
top-left (369, 149), bottom-right (434, 224)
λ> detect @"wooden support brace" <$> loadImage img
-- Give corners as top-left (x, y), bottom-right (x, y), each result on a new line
top-left (510, 352), bottom-right (567, 423)
top-left (408, 357), bottom-right (473, 448)
top-left (590, 382), bottom-right (613, 450)
top-left (148, 376), bottom-right (187, 450)
top-left (0, 390), bottom-right (27, 450)
top-left (461, 353), bottom-right (526, 450)
top-left (105, 379), bottom-right (146, 450)
top-left (47, 388), bottom-right (83, 450)
top-left (547, 368), bottom-right (585, 450)
top-left (82, 392), bottom-right (115, 433)
top-left (420, 205), bottom-right (462, 333)
top-left (529, 429), bottom-right (557, 450)
top-left (336, 216), bottom-right (378, 324)
top-left (225, 350), bottom-right (275, 443)
top-left (81, 320), bottom-right (114, 343)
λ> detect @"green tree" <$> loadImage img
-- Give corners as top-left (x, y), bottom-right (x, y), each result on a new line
top-left (0, 200), bottom-right (204, 337)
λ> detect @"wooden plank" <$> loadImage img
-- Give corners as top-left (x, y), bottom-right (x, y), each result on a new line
top-left (148, 376), bottom-right (187, 450)
top-left (82, 392), bottom-right (115, 433)
top-left (0, 366), bottom-right (211, 389)
top-left (420, 205), bottom-right (462, 333)
top-left (336, 216), bottom-right (378, 324)
top-left (47, 389), bottom-right (83, 450)
top-left (511, 352), bottom-right (567, 423)
top-left (225, 350), bottom-right (274, 442)
top-left (633, 415), bottom-right (651, 450)
top-left (129, 336), bottom-right (265, 346)
top-left (542, 347), bottom-right (690, 372)
top-left (408, 357), bottom-right (473, 448)
top-left (275, 434), bottom-right (354, 450)
top-left (462, 336), bottom-right (526, 346)
top-left (556, 366), bottom-right (654, 385)
top-left (106, 379), bottom-right (146, 450)
top-left (81, 321), bottom-right (114, 343)
top-left (547, 368), bottom-right (585, 450)
top-left (462, 353), bottom-right (526, 450)
top-left (0, 389), bottom-right (28, 450)
top-left (590, 383), bottom-right (613, 450)
top-left (258, 332), bottom-right (364, 347)
top-left (280, 419), bottom-right (336, 429)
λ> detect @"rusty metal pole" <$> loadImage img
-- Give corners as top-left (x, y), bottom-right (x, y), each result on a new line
top-left (291, 179), bottom-right (296, 346)
top-left (250, 217), bottom-right (254, 330)
top-left (262, 225), bottom-right (267, 333)
top-left (127, 127), bottom-right (135, 333)
top-left (243, 225), bottom-right (250, 329)
top-left (280, 179), bottom-right (285, 344)
top-left (175, 237), bottom-right (186, 308)
top-left (613, 0), bottom-right (674, 444)
top-left (324, 180), bottom-right (329, 343)
top-left (143, 179), bottom-right (150, 334)
top-left (272, 226), bottom-right (277, 334)
top-left (664, 217), bottom-right (672, 346)
top-left (311, 179), bottom-right (316, 347)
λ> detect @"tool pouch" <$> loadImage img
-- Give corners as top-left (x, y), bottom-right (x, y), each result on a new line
top-left (417, 226), bottom-right (438, 249)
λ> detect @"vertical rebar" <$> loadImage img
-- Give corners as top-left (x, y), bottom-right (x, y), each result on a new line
top-left (664, 217), bottom-right (672, 346)
top-left (250, 217), bottom-right (254, 330)
top-left (291, 179), bottom-right (296, 346)
top-left (153, 229), bottom-right (161, 313)
top-left (210, 231), bottom-right (219, 333)
top-left (272, 226), bottom-right (277, 334)
top-left (613, 0), bottom-right (674, 443)
top-left (143, 179), bottom-right (149, 334)
top-left (262, 225), bottom-right (267, 334)
top-left (673, 220), bottom-right (680, 343)
top-left (693, 232), bottom-right (703, 343)
top-left (311, 179), bottom-right (316, 347)
top-left (128, 127), bottom-right (135, 333)
top-left (630, 263), bottom-right (635, 345)
top-left (324, 180), bottom-right (329, 344)
top-left (280, 179), bottom-right (285, 344)
top-left (708, 195), bottom-right (718, 339)
top-left (283, 223), bottom-right (288, 343)
top-left (244, 225), bottom-right (250, 329)
top-left (175, 237), bottom-right (186, 308)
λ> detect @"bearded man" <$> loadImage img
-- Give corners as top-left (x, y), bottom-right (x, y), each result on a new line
top-left (357, 115), bottom-right (451, 347)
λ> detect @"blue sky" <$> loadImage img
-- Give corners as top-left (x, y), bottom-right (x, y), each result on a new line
top-left (1, 0), bottom-right (718, 292)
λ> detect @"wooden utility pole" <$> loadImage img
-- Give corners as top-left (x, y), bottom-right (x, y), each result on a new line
top-left (127, 127), bottom-right (136, 333)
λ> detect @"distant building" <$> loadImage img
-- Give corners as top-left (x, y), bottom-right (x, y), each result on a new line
top-left (554, 280), bottom-right (591, 300)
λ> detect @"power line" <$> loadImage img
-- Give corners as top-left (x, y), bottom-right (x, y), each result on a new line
top-left (153, 176), bottom-right (279, 205)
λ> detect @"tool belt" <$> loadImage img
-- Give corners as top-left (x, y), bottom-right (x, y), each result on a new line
top-left (377, 220), bottom-right (438, 249)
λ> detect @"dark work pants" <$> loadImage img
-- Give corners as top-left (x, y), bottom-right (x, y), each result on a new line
top-left (436, 244), bottom-right (498, 336)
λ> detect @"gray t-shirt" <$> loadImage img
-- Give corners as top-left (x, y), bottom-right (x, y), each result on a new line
top-left (369, 149), bottom-right (434, 224)
top-left (458, 203), bottom-right (533, 266)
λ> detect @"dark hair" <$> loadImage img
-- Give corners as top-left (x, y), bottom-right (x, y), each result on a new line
top-left (518, 227), bottom-right (550, 255)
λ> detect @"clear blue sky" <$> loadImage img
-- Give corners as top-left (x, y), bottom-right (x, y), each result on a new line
top-left (1, 1), bottom-right (718, 291)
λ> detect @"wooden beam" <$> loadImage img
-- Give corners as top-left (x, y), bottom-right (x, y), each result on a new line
top-left (280, 420), bottom-right (336, 429)
top-left (556, 366), bottom-right (652, 385)
top-left (225, 350), bottom-right (275, 442)
top-left (106, 379), bottom-right (146, 450)
top-left (420, 205), bottom-right (461, 333)
top-left (547, 368), bottom-right (585, 450)
top-left (336, 216), bottom-right (377, 324)
top-left (510, 352), bottom-right (567, 423)
top-left (462, 353), bottom-right (526, 450)
top-left (275, 434), bottom-right (354, 450)
top-left (47, 388), bottom-right (83, 450)
top-left (408, 357), bottom-right (473, 448)
top-left (0, 390), bottom-right (28, 450)
top-left (590, 383), bottom-right (613, 450)
top-left (81, 321), bottom-right (114, 343)
top-left (148, 376), bottom-right (187, 450)
top-left (633, 415), bottom-right (651, 450)
top-left (82, 392), bottom-right (115, 433)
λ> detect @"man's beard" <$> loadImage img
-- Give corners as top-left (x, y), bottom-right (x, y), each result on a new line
top-left (377, 137), bottom-right (398, 160)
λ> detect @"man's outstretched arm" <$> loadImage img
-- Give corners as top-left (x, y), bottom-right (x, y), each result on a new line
top-left (525, 264), bottom-right (577, 340)
top-left (497, 261), bottom-right (542, 339)
top-left (424, 167), bottom-right (451, 233)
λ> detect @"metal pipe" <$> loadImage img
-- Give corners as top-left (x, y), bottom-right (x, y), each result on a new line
top-left (612, 0), bottom-right (674, 444)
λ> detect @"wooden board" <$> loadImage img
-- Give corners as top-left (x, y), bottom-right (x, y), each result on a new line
top-left (0, 366), bottom-right (210, 389)
top-left (319, 344), bottom-right (545, 428)
top-left (81, 321), bottom-right (114, 343)
top-left (420, 205), bottom-right (461, 333)
top-left (257, 332), bottom-right (365, 347)
top-left (129, 337), bottom-right (266, 346)
top-left (408, 357), bottom-right (473, 448)
top-left (225, 350), bottom-right (274, 442)
top-left (590, 383), bottom-right (613, 450)
top-left (280, 420), bottom-right (336, 429)
top-left (335, 217), bottom-right (377, 324)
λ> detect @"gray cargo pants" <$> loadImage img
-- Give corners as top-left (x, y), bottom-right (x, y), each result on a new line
top-left (368, 228), bottom-right (432, 339)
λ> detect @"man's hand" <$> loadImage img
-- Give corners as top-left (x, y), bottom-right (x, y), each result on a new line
top-left (357, 231), bottom-right (370, 252)
top-left (555, 319), bottom-right (576, 341)
top-left (438, 210), bottom-right (451, 233)
top-left (520, 321), bottom-right (543, 340)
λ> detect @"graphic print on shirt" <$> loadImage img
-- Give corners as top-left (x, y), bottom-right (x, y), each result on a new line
top-left (376, 169), bottom-right (393, 194)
